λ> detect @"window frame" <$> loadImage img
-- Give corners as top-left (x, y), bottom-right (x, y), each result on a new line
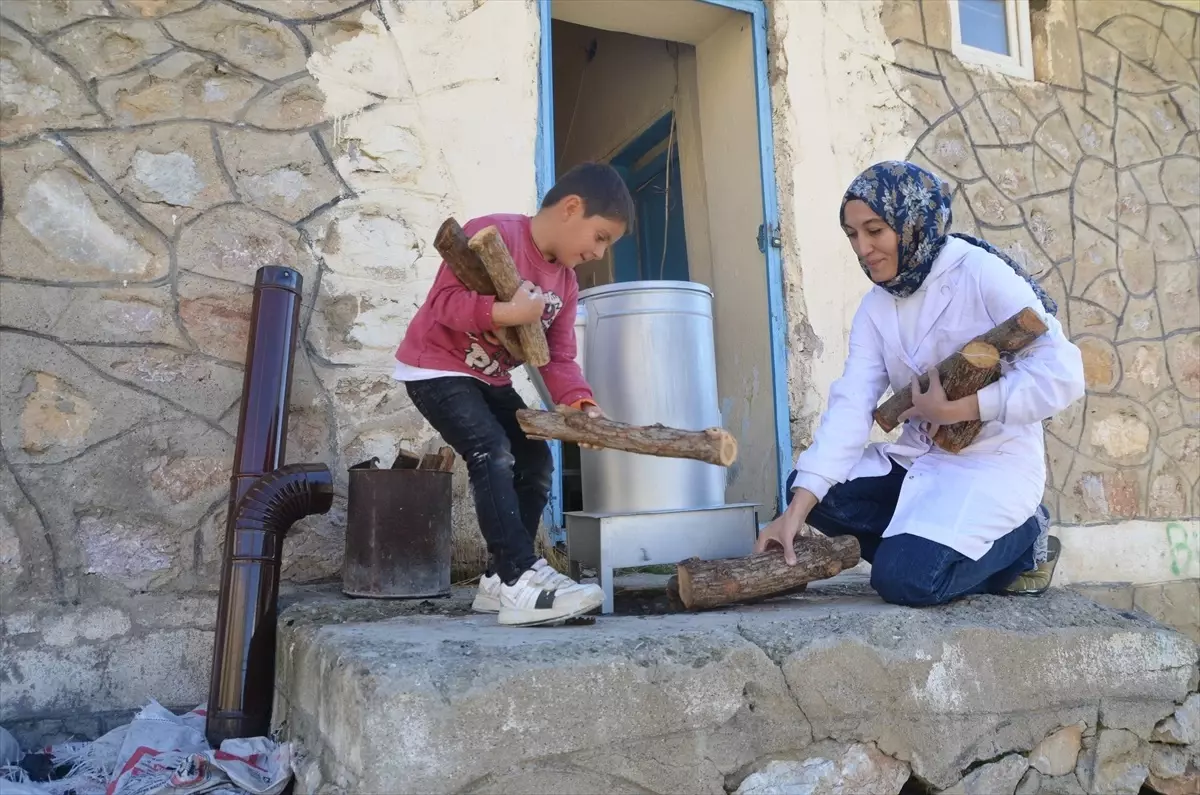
top-left (948, 0), bottom-right (1035, 81)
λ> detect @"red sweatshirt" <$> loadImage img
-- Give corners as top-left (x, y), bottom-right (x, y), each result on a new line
top-left (395, 214), bottom-right (594, 407)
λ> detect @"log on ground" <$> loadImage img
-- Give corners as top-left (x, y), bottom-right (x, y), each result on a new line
top-left (434, 218), bottom-right (526, 362)
top-left (676, 535), bottom-right (861, 611)
top-left (515, 406), bottom-right (737, 467)
top-left (468, 225), bottom-right (552, 367)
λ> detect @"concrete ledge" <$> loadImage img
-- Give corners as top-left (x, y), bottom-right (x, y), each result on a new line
top-left (273, 583), bottom-right (1199, 794)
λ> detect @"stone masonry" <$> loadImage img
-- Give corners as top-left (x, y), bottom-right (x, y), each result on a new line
top-left (879, 0), bottom-right (1200, 527)
top-left (273, 582), bottom-right (1200, 795)
top-left (1, 0), bottom-right (382, 729)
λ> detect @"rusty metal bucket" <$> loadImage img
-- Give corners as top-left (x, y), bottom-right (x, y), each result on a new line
top-left (342, 459), bottom-right (452, 599)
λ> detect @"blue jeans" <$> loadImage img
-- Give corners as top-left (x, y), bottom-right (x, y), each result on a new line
top-left (406, 377), bottom-right (552, 583)
top-left (786, 463), bottom-right (1039, 607)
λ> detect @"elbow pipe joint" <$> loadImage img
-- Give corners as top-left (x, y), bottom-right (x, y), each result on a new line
top-left (232, 463), bottom-right (335, 537)
top-left (205, 463), bottom-right (334, 747)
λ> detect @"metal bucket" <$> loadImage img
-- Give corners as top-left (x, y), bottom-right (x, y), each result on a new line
top-left (342, 464), bottom-right (452, 598)
top-left (576, 280), bottom-right (726, 514)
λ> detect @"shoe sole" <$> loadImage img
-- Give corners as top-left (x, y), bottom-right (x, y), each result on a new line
top-left (497, 595), bottom-right (604, 627)
top-left (471, 597), bottom-right (500, 614)
top-left (1008, 537), bottom-right (1061, 596)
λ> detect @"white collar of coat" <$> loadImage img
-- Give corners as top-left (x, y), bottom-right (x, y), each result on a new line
top-left (863, 236), bottom-right (975, 370)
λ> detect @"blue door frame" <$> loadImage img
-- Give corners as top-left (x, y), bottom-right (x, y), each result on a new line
top-left (536, 0), bottom-right (792, 537)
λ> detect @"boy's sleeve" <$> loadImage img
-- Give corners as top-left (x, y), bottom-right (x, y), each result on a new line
top-left (539, 282), bottom-right (595, 407)
top-left (422, 220), bottom-right (498, 334)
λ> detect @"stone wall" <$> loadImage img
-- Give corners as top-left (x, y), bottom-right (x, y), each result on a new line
top-left (876, 0), bottom-right (1199, 531)
top-left (1, 0), bottom-right (541, 727)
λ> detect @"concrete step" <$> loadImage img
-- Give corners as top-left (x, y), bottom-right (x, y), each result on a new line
top-left (272, 581), bottom-right (1199, 795)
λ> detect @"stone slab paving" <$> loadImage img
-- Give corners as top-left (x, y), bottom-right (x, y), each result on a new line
top-left (274, 581), bottom-right (1199, 795)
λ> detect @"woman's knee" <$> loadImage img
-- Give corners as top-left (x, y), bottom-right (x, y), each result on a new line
top-left (869, 543), bottom-right (950, 607)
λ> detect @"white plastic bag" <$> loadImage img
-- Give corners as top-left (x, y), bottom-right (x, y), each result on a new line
top-left (108, 705), bottom-right (292, 795)
top-left (162, 739), bottom-right (291, 795)
top-left (0, 727), bottom-right (21, 767)
top-left (1, 703), bottom-right (292, 795)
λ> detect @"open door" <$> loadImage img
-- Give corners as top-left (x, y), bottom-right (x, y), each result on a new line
top-left (538, 0), bottom-right (791, 535)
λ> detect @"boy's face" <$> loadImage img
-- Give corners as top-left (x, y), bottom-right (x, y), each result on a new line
top-left (553, 195), bottom-right (627, 269)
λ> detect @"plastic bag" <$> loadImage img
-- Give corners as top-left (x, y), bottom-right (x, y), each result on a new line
top-left (1, 703), bottom-right (292, 795)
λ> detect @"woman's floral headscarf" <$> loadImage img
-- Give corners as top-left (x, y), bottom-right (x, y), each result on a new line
top-left (840, 160), bottom-right (1058, 315)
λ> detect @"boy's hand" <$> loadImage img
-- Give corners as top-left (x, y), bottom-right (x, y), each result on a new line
top-left (579, 403), bottom-right (604, 419)
top-left (570, 401), bottom-right (604, 449)
top-left (494, 280), bottom-right (546, 327)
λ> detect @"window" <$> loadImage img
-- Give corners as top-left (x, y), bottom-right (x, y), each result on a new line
top-left (948, 0), bottom-right (1034, 80)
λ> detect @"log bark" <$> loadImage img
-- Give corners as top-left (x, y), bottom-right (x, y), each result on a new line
top-left (873, 308), bottom-right (1048, 451)
top-left (433, 218), bottom-right (526, 362)
top-left (883, 340), bottom-right (998, 454)
top-left (931, 419), bottom-right (985, 454)
top-left (468, 225), bottom-right (552, 367)
top-left (515, 406), bottom-right (738, 467)
top-left (676, 535), bottom-right (861, 611)
top-left (667, 575), bottom-right (804, 611)
top-left (916, 339), bottom-right (1001, 452)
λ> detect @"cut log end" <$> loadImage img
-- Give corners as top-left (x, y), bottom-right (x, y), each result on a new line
top-left (708, 429), bottom-right (739, 468)
top-left (1015, 306), bottom-right (1049, 337)
top-left (959, 340), bottom-right (999, 370)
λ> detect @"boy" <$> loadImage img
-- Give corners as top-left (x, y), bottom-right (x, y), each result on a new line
top-left (394, 162), bottom-right (634, 627)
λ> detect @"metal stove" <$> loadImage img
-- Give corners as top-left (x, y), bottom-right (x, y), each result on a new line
top-left (537, 280), bottom-right (758, 613)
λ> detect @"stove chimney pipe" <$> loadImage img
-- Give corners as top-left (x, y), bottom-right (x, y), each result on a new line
top-left (206, 265), bottom-right (333, 746)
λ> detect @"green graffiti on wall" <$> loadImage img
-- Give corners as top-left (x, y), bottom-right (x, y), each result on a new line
top-left (1166, 522), bottom-right (1199, 578)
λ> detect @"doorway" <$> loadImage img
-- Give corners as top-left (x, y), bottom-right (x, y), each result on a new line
top-left (540, 0), bottom-right (789, 531)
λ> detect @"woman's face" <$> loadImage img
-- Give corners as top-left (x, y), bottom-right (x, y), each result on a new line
top-left (842, 199), bottom-right (900, 284)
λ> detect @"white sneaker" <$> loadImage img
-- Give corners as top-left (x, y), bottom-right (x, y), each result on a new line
top-left (472, 573), bottom-right (502, 614)
top-left (472, 558), bottom-right (570, 613)
top-left (498, 560), bottom-right (603, 627)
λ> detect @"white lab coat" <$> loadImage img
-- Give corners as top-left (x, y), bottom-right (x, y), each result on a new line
top-left (793, 237), bottom-right (1086, 561)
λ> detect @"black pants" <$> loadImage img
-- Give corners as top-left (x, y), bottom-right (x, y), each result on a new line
top-left (786, 463), bottom-right (1039, 607)
top-left (406, 377), bottom-right (552, 583)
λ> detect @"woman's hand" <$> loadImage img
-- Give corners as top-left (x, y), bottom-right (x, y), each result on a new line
top-left (753, 489), bottom-right (819, 565)
top-left (898, 368), bottom-right (979, 437)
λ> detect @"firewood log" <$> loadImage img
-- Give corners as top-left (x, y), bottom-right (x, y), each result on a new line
top-left (515, 406), bottom-right (737, 467)
top-left (675, 535), bottom-right (861, 610)
top-left (873, 307), bottom-right (1047, 453)
top-left (433, 218), bottom-right (526, 362)
top-left (468, 226), bottom-right (552, 367)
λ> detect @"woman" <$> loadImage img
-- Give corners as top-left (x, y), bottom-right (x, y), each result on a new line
top-left (756, 161), bottom-right (1085, 607)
